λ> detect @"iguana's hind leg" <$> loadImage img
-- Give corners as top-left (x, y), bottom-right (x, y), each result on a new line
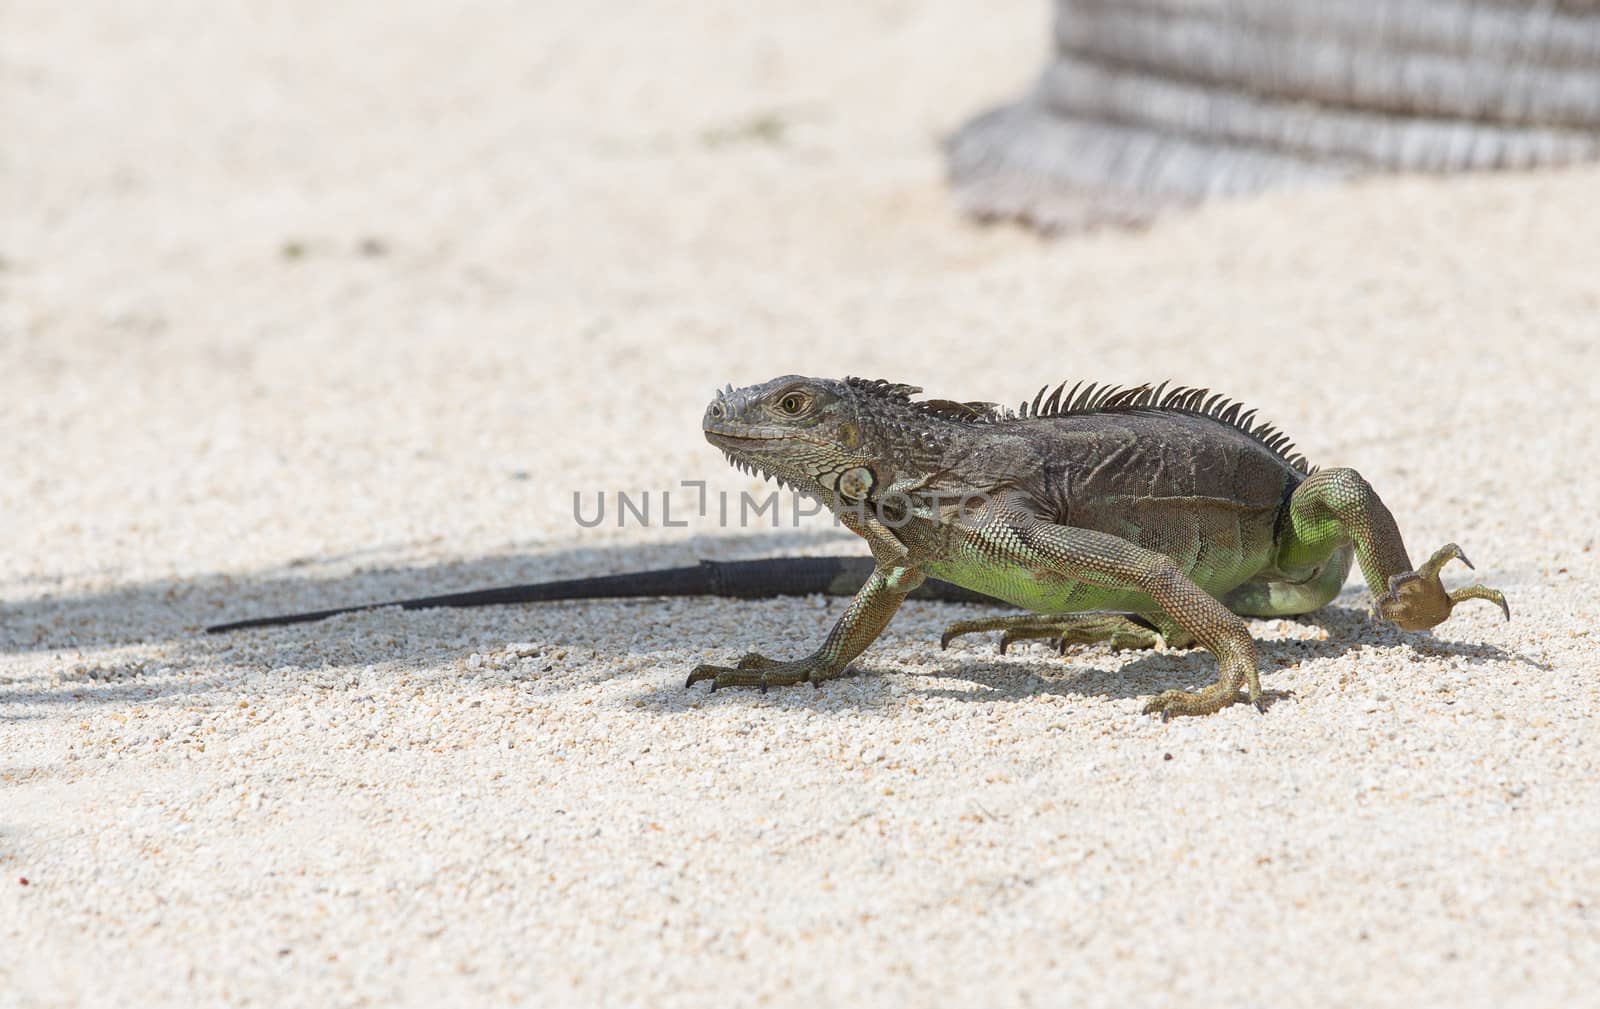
top-left (1278, 469), bottom-right (1509, 630)
top-left (966, 502), bottom-right (1263, 718)
top-left (939, 613), bottom-right (1165, 654)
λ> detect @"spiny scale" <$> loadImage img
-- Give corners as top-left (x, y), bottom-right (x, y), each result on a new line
top-left (846, 374), bottom-right (1313, 474)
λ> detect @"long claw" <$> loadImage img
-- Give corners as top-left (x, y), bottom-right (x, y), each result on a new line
top-left (686, 664), bottom-right (713, 688)
top-left (1420, 542), bottom-right (1471, 580)
top-left (1449, 585), bottom-right (1511, 621)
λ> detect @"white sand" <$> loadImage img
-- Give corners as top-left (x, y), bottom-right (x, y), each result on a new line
top-left (4, 2), bottom-right (1599, 1006)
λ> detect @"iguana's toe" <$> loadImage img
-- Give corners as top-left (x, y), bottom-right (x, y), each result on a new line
top-left (940, 616), bottom-right (1029, 649)
top-left (1450, 584), bottom-right (1511, 621)
top-left (999, 626), bottom-right (1071, 654)
top-left (1142, 686), bottom-right (1239, 720)
top-left (1420, 542), bottom-right (1472, 578)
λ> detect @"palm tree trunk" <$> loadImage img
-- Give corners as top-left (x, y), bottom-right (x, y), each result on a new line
top-left (949, 0), bottom-right (1600, 231)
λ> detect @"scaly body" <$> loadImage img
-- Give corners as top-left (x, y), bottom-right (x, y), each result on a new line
top-left (691, 376), bottom-right (1507, 717)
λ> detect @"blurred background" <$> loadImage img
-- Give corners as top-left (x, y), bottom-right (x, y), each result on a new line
top-left (4, 0), bottom-right (1595, 585)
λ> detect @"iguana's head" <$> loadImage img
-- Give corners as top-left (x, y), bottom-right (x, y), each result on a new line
top-left (703, 376), bottom-right (889, 503)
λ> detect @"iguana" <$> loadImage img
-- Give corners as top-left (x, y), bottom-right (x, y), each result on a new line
top-left (685, 375), bottom-right (1507, 717)
top-left (209, 374), bottom-right (1507, 719)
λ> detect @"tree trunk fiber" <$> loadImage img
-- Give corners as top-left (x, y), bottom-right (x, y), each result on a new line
top-left (948, 0), bottom-right (1600, 231)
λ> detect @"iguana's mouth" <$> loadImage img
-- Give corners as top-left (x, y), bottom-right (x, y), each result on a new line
top-left (705, 428), bottom-right (833, 449)
top-left (703, 429), bottom-right (783, 443)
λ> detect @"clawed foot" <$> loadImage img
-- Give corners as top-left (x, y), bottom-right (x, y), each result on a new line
top-left (1141, 686), bottom-right (1288, 721)
top-left (940, 614), bottom-right (1162, 655)
top-left (1375, 543), bottom-right (1510, 631)
top-left (685, 652), bottom-right (840, 692)
top-left (940, 615), bottom-right (1036, 652)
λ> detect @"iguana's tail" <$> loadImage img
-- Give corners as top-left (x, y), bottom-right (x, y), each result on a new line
top-left (204, 557), bottom-right (1002, 633)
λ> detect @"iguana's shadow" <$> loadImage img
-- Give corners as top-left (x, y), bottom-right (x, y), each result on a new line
top-left (7, 557), bottom-right (1535, 720)
top-left (0, 529), bottom-right (863, 718)
top-left (885, 601), bottom-right (1539, 706)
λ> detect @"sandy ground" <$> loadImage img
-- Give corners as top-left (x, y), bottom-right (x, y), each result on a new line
top-left (4, 1), bottom-right (1600, 1006)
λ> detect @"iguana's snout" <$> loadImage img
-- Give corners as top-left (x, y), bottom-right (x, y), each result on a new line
top-left (702, 382), bottom-right (756, 439)
top-left (702, 376), bottom-right (832, 444)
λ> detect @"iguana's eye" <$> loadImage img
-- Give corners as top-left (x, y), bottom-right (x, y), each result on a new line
top-left (777, 392), bottom-right (810, 415)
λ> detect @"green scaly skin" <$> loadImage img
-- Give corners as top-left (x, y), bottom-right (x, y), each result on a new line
top-left (687, 376), bottom-right (1509, 718)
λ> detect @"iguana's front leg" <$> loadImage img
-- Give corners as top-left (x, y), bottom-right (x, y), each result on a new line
top-left (684, 563), bottom-right (922, 691)
top-left (686, 513), bottom-right (923, 691)
top-left (1279, 469), bottom-right (1509, 630)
